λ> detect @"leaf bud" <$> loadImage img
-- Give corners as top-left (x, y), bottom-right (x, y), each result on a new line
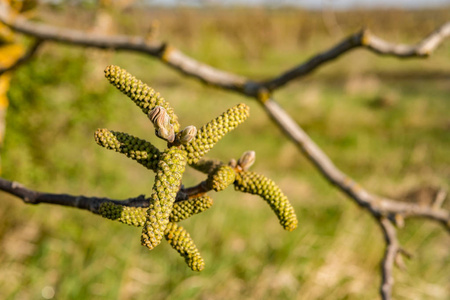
top-left (237, 151), bottom-right (256, 171)
top-left (179, 125), bottom-right (197, 144)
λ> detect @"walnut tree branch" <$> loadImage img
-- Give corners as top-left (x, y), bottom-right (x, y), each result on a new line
top-left (379, 217), bottom-right (399, 300)
top-left (263, 97), bottom-right (449, 229)
top-left (1, 3), bottom-right (448, 96)
top-left (0, 177), bottom-right (205, 213)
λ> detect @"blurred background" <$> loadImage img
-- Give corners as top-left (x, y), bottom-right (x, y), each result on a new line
top-left (0, 0), bottom-right (449, 299)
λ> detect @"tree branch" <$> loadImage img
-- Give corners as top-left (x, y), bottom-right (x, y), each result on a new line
top-left (263, 97), bottom-right (449, 229)
top-left (364, 22), bottom-right (450, 57)
top-left (1, 3), bottom-right (448, 97)
top-left (0, 177), bottom-right (207, 213)
top-left (379, 217), bottom-right (399, 300)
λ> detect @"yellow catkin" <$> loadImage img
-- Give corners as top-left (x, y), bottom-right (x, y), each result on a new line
top-left (206, 165), bottom-right (236, 192)
top-left (98, 195), bottom-right (213, 226)
top-left (181, 103), bottom-right (250, 164)
top-left (98, 202), bottom-right (147, 227)
top-left (104, 65), bottom-right (180, 132)
top-left (94, 128), bottom-right (160, 171)
top-left (234, 171), bottom-right (298, 231)
top-left (141, 147), bottom-right (187, 250)
top-left (190, 158), bottom-right (224, 174)
top-left (170, 195), bottom-right (213, 222)
top-left (164, 222), bottom-right (205, 271)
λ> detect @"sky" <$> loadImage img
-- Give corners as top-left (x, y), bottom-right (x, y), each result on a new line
top-left (147, 0), bottom-right (450, 10)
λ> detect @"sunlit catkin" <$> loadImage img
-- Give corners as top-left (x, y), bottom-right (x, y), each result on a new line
top-left (141, 147), bottom-right (187, 250)
top-left (181, 103), bottom-right (250, 164)
top-left (234, 171), bottom-right (298, 231)
top-left (99, 195), bottom-right (212, 226)
top-left (164, 222), bottom-right (205, 271)
top-left (170, 195), bottom-right (213, 222)
top-left (94, 128), bottom-right (160, 171)
top-left (104, 65), bottom-right (180, 131)
top-left (206, 165), bottom-right (236, 192)
top-left (190, 158), bottom-right (224, 174)
top-left (98, 202), bottom-right (147, 227)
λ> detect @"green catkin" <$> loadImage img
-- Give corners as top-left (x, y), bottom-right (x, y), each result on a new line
top-left (98, 195), bottom-right (213, 226)
top-left (181, 103), bottom-right (250, 164)
top-left (98, 202), bottom-right (147, 227)
top-left (164, 222), bottom-right (205, 271)
top-left (234, 171), bottom-right (298, 231)
top-left (170, 195), bottom-right (213, 222)
top-left (141, 147), bottom-right (187, 250)
top-left (104, 65), bottom-right (180, 132)
top-left (94, 128), bottom-right (160, 171)
top-left (190, 158), bottom-right (224, 174)
top-left (206, 165), bottom-right (236, 192)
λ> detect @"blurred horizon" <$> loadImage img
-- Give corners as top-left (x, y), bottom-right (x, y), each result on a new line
top-left (145, 0), bottom-right (450, 10)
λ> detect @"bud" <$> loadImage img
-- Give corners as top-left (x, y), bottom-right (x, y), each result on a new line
top-left (179, 125), bottom-right (197, 144)
top-left (148, 106), bottom-right (175, 142)
top-left (237, 151), bottom-right (256, 171)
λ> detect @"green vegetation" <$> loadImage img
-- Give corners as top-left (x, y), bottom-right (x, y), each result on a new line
top-left (0, 6), bottom-right (449, 300)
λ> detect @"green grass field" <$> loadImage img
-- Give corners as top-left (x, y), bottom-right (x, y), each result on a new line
top-left (0, 6), bottom-right (449, 300)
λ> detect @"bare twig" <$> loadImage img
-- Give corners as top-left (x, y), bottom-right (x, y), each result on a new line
top-left (379, 217), bottom-right (399, 300)
top-left (0, 177), bottom-right (149, 212)
top-left (0, 177), bottom-right (207, 213)
top-left (364, 22), bottom-right (450, 57)
top-left (1, 3), bottom-right (448, 97)
top-left (263, 97), bottom-right (450, 229)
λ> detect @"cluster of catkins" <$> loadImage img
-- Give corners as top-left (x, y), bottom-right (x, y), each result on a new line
top-left (95, 65), bottom-right (298, 271)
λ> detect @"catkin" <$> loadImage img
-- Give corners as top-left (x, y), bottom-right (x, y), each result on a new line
top-left (99, 195), bottom-right (213, 226)
top-left (94, 128), bottom-right (160, 171)
top-left (206, 165), bottom-right (236, 192)
top-left (164, 222), bottom-right (205, 271)
top-left (170, 195), bottom-right (214, 222)
top-left (234, 171), bottom-right (298, 231)
top-left (181, 103), bottom-right (250, 164)
top-left (141, 147), bottom-right (187, 250)
top-left (104, 65), bottom-right (180, 131)
top-left (98, 202), bottom-right (147, 227)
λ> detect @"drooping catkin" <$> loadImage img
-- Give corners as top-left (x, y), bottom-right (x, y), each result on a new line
top-left (141, 147), bottom-right (187, 250)
top-left (190, 158), bottom-right (224, 174)
top-left (104, 65), bottom-right (180, 131)
top-left (170, 195), bottom-right (213, 222)
top-left (94, 128), bottom-right (160, 171)
top-left (234, 171), bottom-right (298, 231)
top-left (164, 222), bottom-right (205, 271)
top-left (181, 103), bottom-right (250, 164)
top-left (206, 165), bottom-right (236, 192)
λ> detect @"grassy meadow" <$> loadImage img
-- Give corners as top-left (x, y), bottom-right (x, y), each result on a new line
top-left (0, 5), bottom-right (449, 299)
